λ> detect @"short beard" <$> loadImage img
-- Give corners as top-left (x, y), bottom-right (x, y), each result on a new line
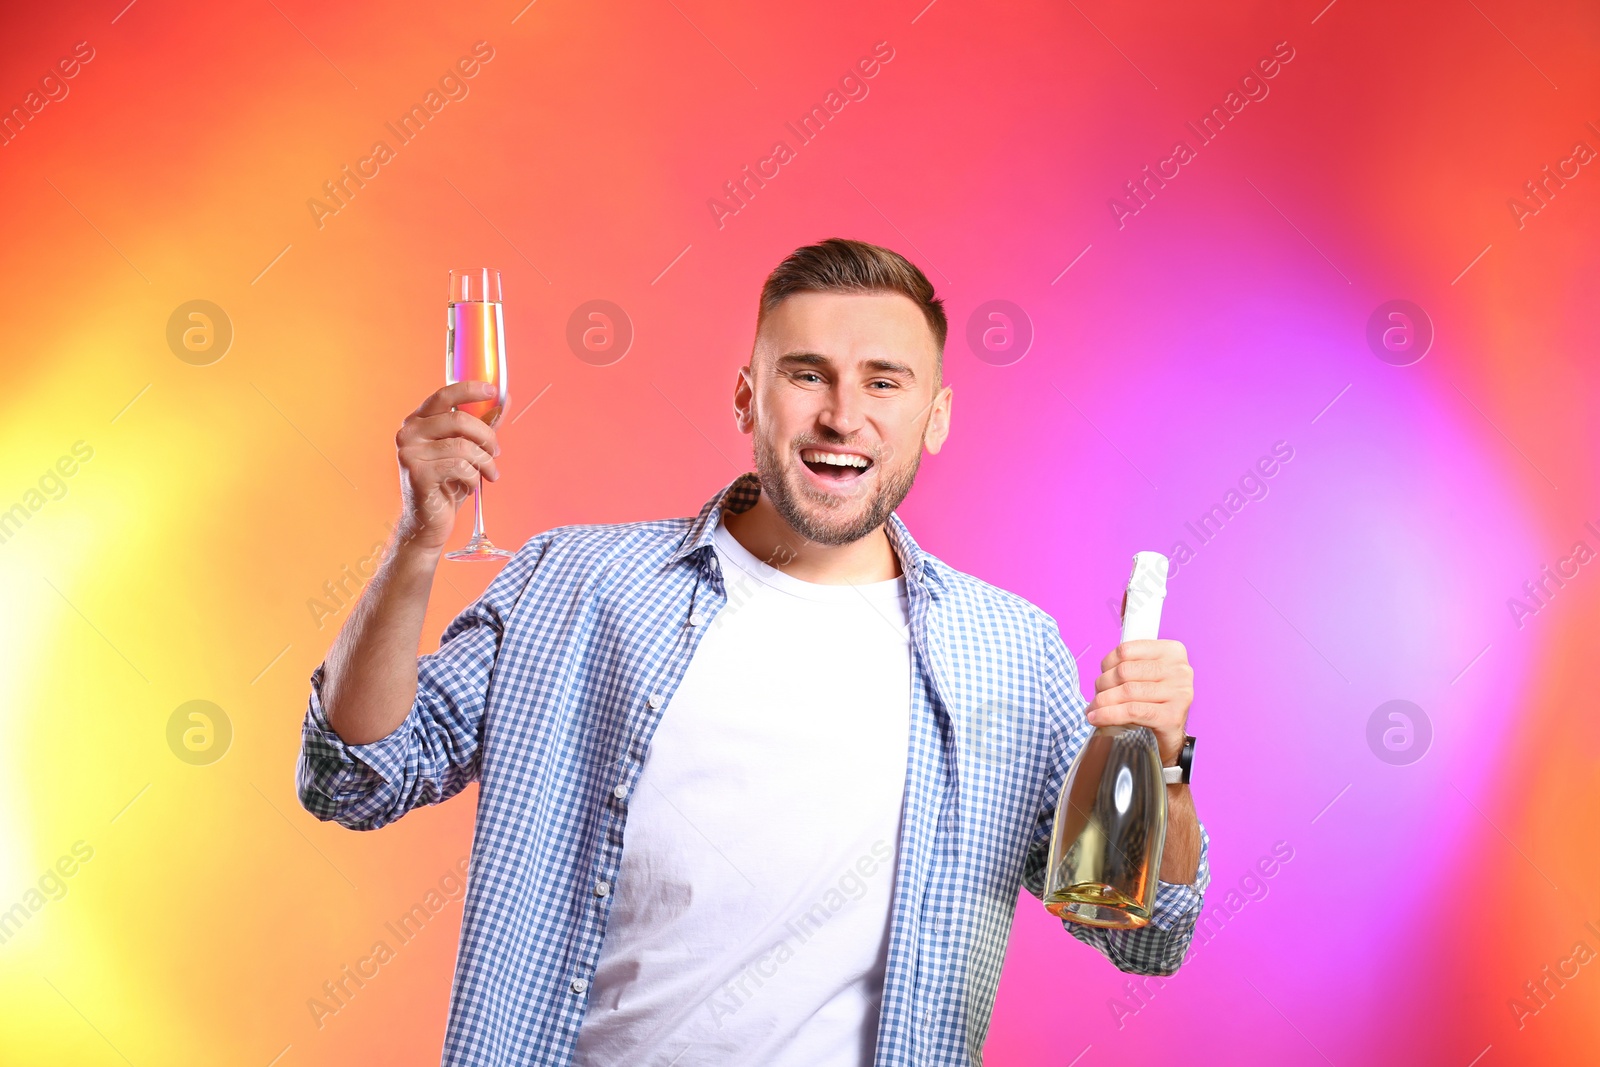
top-left (752, 429), bottom-right (921, 547)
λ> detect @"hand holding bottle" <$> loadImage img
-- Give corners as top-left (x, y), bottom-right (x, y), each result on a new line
top-left (1044, 551), bottom-right (1200, 927)
top-left (1084, 639), bottom-right (1195, 770)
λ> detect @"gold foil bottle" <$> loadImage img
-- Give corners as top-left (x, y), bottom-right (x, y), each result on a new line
top-left (1043, 552), bottom-right (1170, 929)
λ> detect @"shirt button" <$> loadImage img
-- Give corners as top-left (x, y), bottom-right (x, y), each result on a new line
top-left (594, 880), bottom-right (611, 897)
top-left (647, 694), bottom-right (663, 709)
top-left (571, 977), bottom-right (589, 994)
top-left (689, 612), bottom-right (704, 626)
top-left (613, 782), bottom-right (629, 800)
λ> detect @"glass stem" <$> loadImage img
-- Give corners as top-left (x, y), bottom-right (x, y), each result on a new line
top-left (471, 483), bottom-right (487, 542)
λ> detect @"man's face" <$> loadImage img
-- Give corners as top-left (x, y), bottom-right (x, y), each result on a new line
top-left (735, 290), bottom-right (953, 546)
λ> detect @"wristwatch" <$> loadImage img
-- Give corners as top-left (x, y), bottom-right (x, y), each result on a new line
top-left (1162, 735), bottom-right (1196, 785)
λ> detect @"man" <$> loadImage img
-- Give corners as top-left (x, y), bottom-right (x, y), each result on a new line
top-left (297, 238), bottom-right (1210, 1066)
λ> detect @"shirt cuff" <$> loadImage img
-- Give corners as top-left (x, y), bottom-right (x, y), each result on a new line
top-left (298, 664), bottom-right (419, 800)
top-left (1147, 817), bottom-right (1212, 930)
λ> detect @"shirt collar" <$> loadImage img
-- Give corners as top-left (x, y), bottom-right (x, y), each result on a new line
top-left (673, 471), bottom-right (942, 593)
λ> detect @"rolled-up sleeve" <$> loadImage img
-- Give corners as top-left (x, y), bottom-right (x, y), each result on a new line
top-left (1023, 613), bottom-right (1211, 975)
top-left (295, 533), bottom-right (551, 830)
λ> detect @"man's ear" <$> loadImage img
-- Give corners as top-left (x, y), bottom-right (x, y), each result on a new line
top-left (922, 384), bottom-right (953, 455)
top-left (733, 364), bottom-right (755, 435)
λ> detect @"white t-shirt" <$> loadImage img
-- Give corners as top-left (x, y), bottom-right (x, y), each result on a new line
top-left (573, 517), bottom-right (913, 1066)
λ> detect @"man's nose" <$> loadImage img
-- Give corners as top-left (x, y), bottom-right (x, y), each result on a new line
top-left (819, 382), bottom-right (862, 436)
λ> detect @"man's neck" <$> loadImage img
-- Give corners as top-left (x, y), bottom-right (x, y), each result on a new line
top-left (721, 491), bottom-right (902, 585)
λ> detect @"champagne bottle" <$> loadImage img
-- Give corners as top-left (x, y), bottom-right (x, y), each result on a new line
top-left (1043, 551), bottom-right (1170, 929)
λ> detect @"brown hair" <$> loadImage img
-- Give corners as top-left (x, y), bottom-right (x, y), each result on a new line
top-left (756, 237), bottom-right (947, 372)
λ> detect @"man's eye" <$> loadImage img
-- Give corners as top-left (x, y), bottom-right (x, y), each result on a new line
top-left (869, 380), bottom-right (897, 390)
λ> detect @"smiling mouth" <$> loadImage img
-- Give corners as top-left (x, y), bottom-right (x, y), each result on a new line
top-left (799, 448), bottom-right (873, 483)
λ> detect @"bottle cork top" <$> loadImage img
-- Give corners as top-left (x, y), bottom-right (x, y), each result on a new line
top-left (1120, 551), bottom-right (1169, 643)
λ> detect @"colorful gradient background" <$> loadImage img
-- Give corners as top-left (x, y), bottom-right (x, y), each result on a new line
top-left (2, 0), bottom-right (1596, 1063)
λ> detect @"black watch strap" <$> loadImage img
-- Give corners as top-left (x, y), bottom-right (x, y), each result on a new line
top-left (1162, 735), bottom-right (1196, 785)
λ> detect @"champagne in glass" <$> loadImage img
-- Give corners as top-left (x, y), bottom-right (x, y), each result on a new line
top-left (445, 267), bottom-right (512, 561)
top-left (1043, 552), bottom-right (1170, 928)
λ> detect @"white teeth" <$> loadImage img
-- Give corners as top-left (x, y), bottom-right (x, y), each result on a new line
top-left (801, 449), bottom-right (869, 468)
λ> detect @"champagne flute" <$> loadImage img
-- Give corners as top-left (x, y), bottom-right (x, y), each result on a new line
top-left (444, 267), bottom-right (512, 561)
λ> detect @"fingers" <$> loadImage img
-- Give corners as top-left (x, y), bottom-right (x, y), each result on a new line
top-left (415, 381), bottom-right (499, 419)
top-left (1094, 658), bottom-right (1156, 692)
top-left (1090, 654), bottom-right (1193, 710)
top-left (432, 457), bottom-right (484, 503)
top-left (1088, 684), bottom-right (1190, 726)
top-left (1083, 700), bottom-right (1168, 728)
top-left (1089, 641), bottom-right (1192, 758)
top-left (1094, 656), bottom-right (1194, 692)
top-left (407, 437), bottom-right (500, 482)
top-left (1100, 638), bottom-right (1188, 671)
top-left (392, 384), bottom-right (505, 555)
top-left (1084, 697), bottom-right (1187, 765)
top-left (1088, 649), bottom-right (1193, 742)
top-left (401, 409), bottom-right (500, 455)
top-left (1093, 670), bottom-right (1170, 702)
top-left (1092, 669), bottom-right (1193, 712)
top-left (1086, 681), bottom-right (1187, 724)
top-left (1089, 679), bottom-right (1180, 715)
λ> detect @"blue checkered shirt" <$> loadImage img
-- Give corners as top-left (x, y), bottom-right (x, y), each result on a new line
top-left (296, 473), bottom-right (1211, 1065)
